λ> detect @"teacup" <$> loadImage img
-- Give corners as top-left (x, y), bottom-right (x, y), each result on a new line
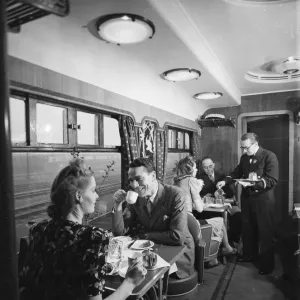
top-left (126, 191), bottom-right (138, 204)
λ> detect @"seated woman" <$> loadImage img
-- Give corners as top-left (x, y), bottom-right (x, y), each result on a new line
top-left (173, 155), bottom-right (237, 268)
top-left (19, 158), bottom-right (146, 300)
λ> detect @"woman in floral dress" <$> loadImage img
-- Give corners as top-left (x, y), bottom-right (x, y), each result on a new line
top-left (19, 158), bottom-right (146, 300)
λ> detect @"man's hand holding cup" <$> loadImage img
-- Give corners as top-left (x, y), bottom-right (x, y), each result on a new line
top-left (113, 189), bottom-right (139, 211)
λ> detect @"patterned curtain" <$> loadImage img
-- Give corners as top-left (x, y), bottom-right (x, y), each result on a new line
top-left (192, 131), bottom-right (201, 177)
top-left (156, 128), bottom-right (168, 182)
top-left (118, 115), bottom-right (139, 189)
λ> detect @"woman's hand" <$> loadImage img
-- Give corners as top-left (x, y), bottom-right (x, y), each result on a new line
top-left (113, 189), bottom-right (127, 210)
top-left (125, 260), bottom-right (146, 287)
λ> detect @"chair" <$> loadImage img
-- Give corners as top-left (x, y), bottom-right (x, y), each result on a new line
top-left (166, 213), bottom-right (206, 300)
top-left (200, 223), bottom-right (221, 264)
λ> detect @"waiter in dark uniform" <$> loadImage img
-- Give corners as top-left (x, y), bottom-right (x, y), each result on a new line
top-left (217, 132), bottom-right (279, 275)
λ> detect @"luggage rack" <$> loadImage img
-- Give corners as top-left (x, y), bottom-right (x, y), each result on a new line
top-left (197, 117), bottom-right (236, 129)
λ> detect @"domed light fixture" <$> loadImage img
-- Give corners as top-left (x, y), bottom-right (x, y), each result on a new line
top-left (160, 68), bottom-right (201, 82)
top-left (95, 13), bottom-right (155, 45)
top-left (194, 92), bottom-right (223, 100)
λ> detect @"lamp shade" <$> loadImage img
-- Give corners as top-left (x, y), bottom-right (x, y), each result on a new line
top-left (96, 14), bottom-right (155, 45)
top-left (161, 68), bottom-right (201, 82)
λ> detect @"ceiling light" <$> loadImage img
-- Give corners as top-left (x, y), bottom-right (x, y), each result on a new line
top-left (283, 69), bottom-right (299, 74)
top-left (160, 68), bottom-right (201, 82)
top-left (194, 92), bottom-right (223, 100)
top-left (245, 56), bottom-right (300, 83)
top-left (96, 13), bottom-right (155, 45)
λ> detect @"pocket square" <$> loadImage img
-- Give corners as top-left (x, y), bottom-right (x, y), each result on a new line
top-left (163, 215), bottom-right (170, 221)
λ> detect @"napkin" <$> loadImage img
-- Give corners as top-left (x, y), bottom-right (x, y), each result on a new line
top-left (118, 253), bottom-right (170, 278)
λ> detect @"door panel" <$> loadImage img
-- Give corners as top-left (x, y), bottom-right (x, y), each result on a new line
top-left (247, 114), bottom-right (289, 223)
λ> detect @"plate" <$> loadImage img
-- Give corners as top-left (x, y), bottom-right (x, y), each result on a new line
top-left (130, 240), bottom-right (154, 250)
top-left (207, 204), bottom-right (224, 208)
top-left (234, 179), bottom-right (260, 183)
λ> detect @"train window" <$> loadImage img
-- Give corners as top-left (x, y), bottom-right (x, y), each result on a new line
top-left (168, 128), bottom-right (191, 152)
top-left (168, 129), bottom-right (176, 148)
top-left (9, 97), bottom-right (26, 144)
top-left (178, 132), bottom-right (184, 149)
top-left (185, 133), bottom-right (190, 150)
top-left (36, 103), bottom-right (66, 144)
top-left (103, 116), bottom-right (121, 147)
top-left (13, 152), bottom-right (121, 251)
top-left (77, 111), bottom-right (97, 145)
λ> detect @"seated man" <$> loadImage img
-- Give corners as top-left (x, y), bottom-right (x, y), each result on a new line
top-left (197, 156), bottom-right (242, 246)
top-left (197, 156), bottom-right (234, 199)
top-left (112, 157), bottom-right (195, 279)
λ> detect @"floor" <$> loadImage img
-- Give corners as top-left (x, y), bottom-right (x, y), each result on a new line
top-left (194, 255), bottom-right (300, 300)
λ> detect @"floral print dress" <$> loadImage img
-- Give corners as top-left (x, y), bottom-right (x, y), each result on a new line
top-left (19, 219), bottom-right (112, 300)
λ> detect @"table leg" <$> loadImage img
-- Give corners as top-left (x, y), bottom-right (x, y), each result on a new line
top-left (223, 210), bottom-right (228, 229)
top-left (157, 277), bottom-right (163, 300)
top-left (162, 271), bottom-right (170, 300)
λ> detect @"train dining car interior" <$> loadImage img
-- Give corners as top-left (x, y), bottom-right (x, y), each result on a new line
top-left (1, 0), bottom-right (300, 299)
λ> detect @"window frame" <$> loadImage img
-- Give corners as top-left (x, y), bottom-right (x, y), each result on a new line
top-left (167, 127), bottom-right (192, 153)
top-left (9, 89), bottom-right (121, 153)
top-left (9, 93), bottom-right (28, 147)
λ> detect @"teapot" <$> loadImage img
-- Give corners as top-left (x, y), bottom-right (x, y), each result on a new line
top-left (142, 249), bottom-right (158, 269)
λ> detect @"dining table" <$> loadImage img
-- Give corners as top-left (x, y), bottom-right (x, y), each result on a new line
top-left (104, 243), bottom-right (186, 300)
top-left (202, 198), bottom-right (236, 229)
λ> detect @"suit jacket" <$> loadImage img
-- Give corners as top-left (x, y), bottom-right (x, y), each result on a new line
top-left (225, 147), bottom-right (279, 199)
top-left (198, 171), bottom-right (234, 198)
top-left (112, 182), bottom-right (195, 279)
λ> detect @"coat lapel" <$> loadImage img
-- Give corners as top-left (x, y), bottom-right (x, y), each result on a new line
top-left (149, 183), bottom-right (167, 226)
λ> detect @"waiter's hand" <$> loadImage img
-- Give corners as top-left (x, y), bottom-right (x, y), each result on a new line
top-left (238, 181), bottom-right (254, 187)
top-left (216, 181), bottom-right (225, 189)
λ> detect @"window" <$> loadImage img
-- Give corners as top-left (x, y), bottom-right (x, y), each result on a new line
top-left (9, 89), bottom-right (123, 254)
top-left (9, 90), bottom-right (121, 150)
top-left (36, 103), bottom-right (66, 144)
top-left (77, 111), bottom-right (96, 145)
top-left (168, 129), bottom-right (176, 148)
top-left (9, 97), bottom-right (26, 144)
top-left (103, 116), bottom-right (121, 147)
top-left (168, 127), bottom-right (191, 151)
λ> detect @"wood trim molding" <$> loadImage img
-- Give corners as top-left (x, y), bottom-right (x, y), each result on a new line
top-left (237, 110), bottom-right (294, 212)
top-left (9, 80), bottom-right (137, 124)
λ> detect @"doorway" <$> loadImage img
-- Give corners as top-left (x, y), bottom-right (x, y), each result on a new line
top-left (237, 110), bottom-right (294, 221)
top-left (246, 115), bottom-right (289, 222)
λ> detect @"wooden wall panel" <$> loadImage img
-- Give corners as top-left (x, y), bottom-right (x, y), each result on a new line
top-left (8, 56), bottom-right (198, 131)
top-left (200, 91), bottom-right (300, 203)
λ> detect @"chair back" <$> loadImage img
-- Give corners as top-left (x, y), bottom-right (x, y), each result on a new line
top-left (187, 212), bottom-right (201, 242)
top-left (187, 213), bottom-right (205, 284)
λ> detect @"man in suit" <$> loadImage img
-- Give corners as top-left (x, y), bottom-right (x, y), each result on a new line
top-left (112, 157), bottom-right (195, 279)
top-left (198, 156), bottom-right (234, 199)
top-left (217, 132), bottom-right (279, 275)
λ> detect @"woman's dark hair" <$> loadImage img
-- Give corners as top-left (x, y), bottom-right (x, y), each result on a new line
top-left (47, 158), bottom-right (94, 219)
top-left (177, 155), bottom-right (195, 176)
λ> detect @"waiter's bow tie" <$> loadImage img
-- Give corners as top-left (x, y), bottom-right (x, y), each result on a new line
top-left (249, 155), bottom-right (255, 159)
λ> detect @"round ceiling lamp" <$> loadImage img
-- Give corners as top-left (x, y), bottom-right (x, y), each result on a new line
top-left (160, 68), bottom-right (201, 82)
top-left (194, 92), bottom-right (223, 100)
top-left (96, 13), bottom-right (155, 45)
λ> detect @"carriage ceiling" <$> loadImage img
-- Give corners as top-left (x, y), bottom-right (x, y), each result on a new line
top-left (7, 0), bottom-right (300, 121)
